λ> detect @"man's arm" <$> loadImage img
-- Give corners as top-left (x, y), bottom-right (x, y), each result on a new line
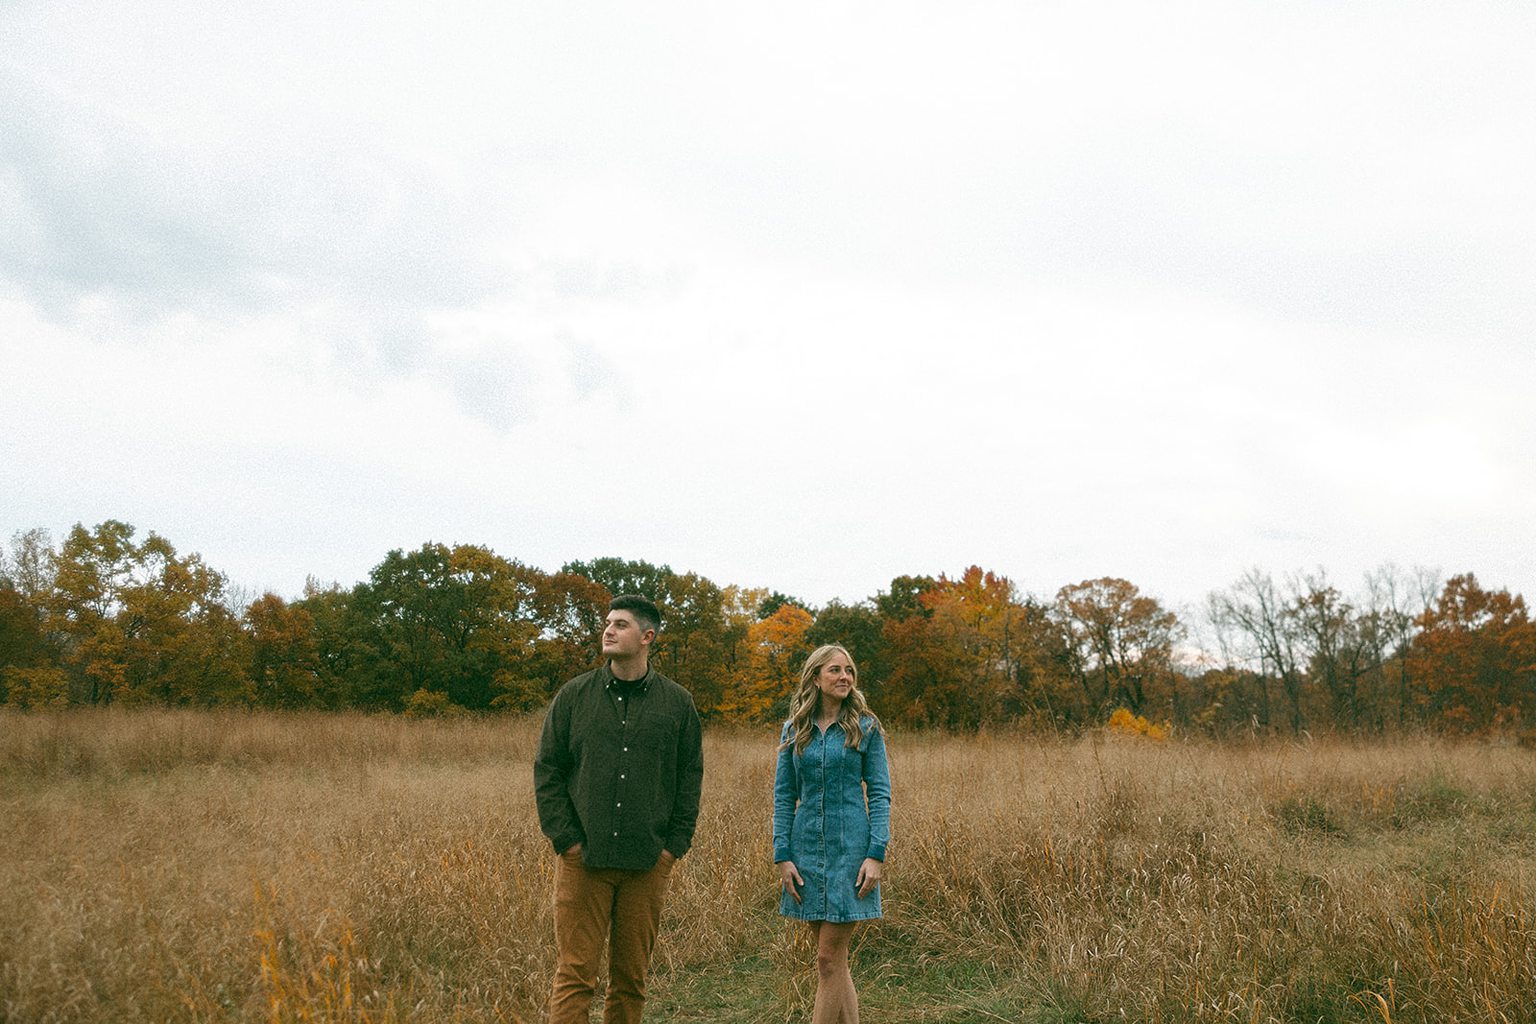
top-left (533, 688), bottom-right (585, 855)
top-left (663, 695), bottom-right (704, 859)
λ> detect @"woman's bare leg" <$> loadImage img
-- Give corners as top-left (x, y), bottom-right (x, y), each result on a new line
top-left (809, 921), bottom-right (859, 1024)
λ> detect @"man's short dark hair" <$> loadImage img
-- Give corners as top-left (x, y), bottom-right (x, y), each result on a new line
top-left (609, 594), bottom-right (660, 635)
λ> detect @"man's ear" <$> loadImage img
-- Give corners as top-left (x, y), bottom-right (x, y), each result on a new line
top-left (640, 628), bottom-right (656, 648)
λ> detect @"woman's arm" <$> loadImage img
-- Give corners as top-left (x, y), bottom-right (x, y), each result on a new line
top-left (772, 723), bottom-right (803, 902)
top-left (861, 723), bottom-right (891, 861)
top-left (771, 722), bottom-right (798, 863)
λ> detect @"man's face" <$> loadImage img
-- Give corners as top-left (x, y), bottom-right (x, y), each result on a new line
top-left (601, 610), bottom-right (651, 659)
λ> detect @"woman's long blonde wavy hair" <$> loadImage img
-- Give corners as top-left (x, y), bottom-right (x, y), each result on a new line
top-left (780, 644), bottom-right (881, 755)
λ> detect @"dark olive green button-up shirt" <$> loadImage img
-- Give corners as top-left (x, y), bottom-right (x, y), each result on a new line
top-left (534, 663), bottom-right (704, 870)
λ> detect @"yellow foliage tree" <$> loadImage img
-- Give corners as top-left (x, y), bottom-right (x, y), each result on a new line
top-left (717, 603), bottom-right (813, 723)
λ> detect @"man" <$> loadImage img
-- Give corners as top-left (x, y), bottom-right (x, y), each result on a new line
top-left (534, 593), bottom-right (704, 1024)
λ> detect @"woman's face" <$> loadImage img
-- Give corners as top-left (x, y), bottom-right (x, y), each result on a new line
top-left (814, 651), bottom-right (856, 707)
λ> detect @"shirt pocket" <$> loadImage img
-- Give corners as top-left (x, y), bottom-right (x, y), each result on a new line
top-left (633, 712), bottom-right (679, 754)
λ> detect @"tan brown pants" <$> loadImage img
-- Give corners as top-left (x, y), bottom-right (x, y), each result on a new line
top-left (548, 851), bottom-right (673, 1024)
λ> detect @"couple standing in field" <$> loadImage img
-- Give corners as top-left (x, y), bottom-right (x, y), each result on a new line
top-left (534, 594), bottom-right (893, 1024)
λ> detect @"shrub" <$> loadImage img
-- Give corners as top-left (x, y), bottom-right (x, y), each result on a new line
top-left (401, 688), bottom-right (464, 718)
top-left (1105, 706), bottom-right (1168, 741)
top-left (2, 666), bottom-right (71, 709)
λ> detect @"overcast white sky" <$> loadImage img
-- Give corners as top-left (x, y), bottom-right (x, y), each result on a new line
top-left (3, 0), bottom-right (1534, 615)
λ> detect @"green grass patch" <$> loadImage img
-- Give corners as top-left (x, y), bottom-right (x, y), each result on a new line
top-left (649, 954), bottom-right (1053, 1024)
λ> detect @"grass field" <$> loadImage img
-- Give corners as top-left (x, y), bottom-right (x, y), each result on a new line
top-left (3, 710), bottom-right (1536, 1023)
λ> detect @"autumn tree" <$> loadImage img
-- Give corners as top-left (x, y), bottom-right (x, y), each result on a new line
top-left (45, 520), bottom-right (137, 703)
top-left (245, 593), bottom-right (326, 708)
top-left (0, 586), bottom-right (57, 707)
top-left (0, 583), bottom-right (47, 669)
top-left (876, 574), bottom-right (938, 622)
top-left (522, 570), bottom-right (613, 697)
top-left (19, 512), bottom-right (1535, 738)
top-left (116, 534), bottom-right (249, 705)
top-left (2, 528), bottom-right (54, 608)
top-left (292, 578), bottom-right (366, 705)
top-left (718, 602), bottom-right (813, 722)
top-left (1288, 572), bottom-right (1374, 730)
top-left (0, 530), bottom-right (56, 698)
top-left (883, 567), bottom-right (1028, 729)
top-left (4, 529), bottom-right (86, 706)
top-left (1362, 564), bottom-right (1440, 727)
top-left (42, 521), bottom-right (248, 706)
top-left (717, 584), bottom-right (767, 698)
top-left (1408, 573), bottom-right (1536, 732)
top-left (1052, 577), bottom-right (1181, 720)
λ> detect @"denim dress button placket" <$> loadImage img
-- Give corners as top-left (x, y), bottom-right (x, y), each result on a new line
top-left (817, 725), bottom-right (829, 919)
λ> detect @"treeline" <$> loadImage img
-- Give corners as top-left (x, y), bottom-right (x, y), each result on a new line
top-left (1, 520), bottom-right (1533, 736)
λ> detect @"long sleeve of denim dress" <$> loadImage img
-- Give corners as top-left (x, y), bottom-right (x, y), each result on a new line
top-left (772, 717), bottom-right (891, 922)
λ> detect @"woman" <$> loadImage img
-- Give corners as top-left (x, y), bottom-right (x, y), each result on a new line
top-left (773, 644), bottom-right (891, 1024)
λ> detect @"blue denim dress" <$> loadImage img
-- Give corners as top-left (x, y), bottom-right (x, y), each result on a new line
top-left (772, 716), bottom-right (891, 922)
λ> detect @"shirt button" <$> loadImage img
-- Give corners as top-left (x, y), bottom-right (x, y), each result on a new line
top-left (620, 774), bottom-right (626, 779)
top-left (613, 831), bottom-right (619, 837)
top-left (616, 802), bottom-right (622, 808)
top-left (623, 746), bottom-right (629, 752)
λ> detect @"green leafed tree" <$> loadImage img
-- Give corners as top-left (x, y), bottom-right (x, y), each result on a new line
top-left (561, 557), bottom-right (674, 603)
top-left (349, 542), bottom-right (544, 711)
top-left (807, 600), bottom-right (889, 698)
top-left (652, 571), bottom-right (732, 718)
top-left (757, 590), bottom-right (813, 621)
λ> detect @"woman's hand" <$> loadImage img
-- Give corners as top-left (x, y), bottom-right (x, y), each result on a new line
top-left (777, 860), bottom-right (804, 903)
top-left (856, 857), bottom-right (882, 898)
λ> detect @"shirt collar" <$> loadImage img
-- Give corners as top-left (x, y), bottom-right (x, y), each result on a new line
top-left (603, 663), bottom-right (652, 693)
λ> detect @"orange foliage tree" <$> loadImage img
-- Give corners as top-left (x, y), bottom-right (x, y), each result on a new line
top-left (883, 567), bottom-right (1032, 729)
top-left (716, 603), bottom-right (813, 723)
top-left (1408, 574), bottom-right (1536, 732)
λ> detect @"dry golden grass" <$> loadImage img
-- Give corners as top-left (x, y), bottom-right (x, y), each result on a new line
top-left (3, 709), bottom-right (1535, 1023)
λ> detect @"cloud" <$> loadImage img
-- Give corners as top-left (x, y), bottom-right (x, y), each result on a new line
top-left (0, 68), bottom-right (507, 318)
top-left (3, 0), bottom-right (1535, 610)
